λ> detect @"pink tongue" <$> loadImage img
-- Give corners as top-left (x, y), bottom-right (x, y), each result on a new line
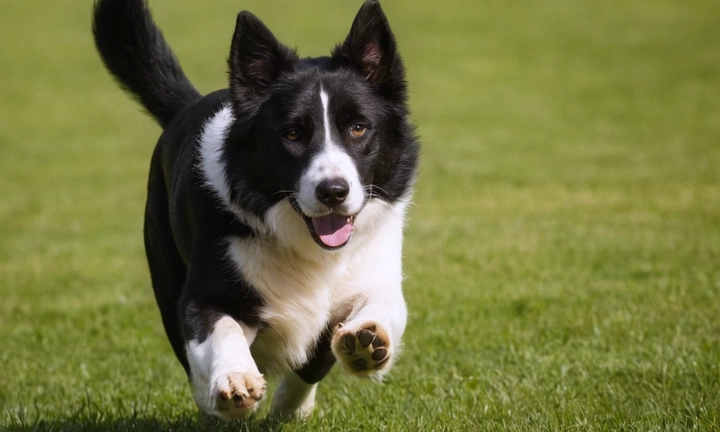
top-left (312, 214), bottom-right (353, 247)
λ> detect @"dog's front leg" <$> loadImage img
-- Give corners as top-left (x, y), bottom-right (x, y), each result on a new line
top-left (331, 208), bottom-right (409, 379)
top-left (185, 312), bottom-right (266, 420)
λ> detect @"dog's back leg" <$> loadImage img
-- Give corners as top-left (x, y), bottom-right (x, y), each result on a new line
top-left (144, 158), bottom-right (189, 372)
top-left (270, 372), bottom-right (318, 420)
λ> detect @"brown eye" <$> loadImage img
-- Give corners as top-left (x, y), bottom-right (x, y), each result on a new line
top-left (351, 124), bottom-right (367, 138)
top-left (284, 130), bottom-right (300, 142)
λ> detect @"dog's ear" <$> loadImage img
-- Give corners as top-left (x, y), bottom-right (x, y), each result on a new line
top-left (228, 12), bottom-right (297, 107)
top-left (333, 0), bottom-right (406, 95)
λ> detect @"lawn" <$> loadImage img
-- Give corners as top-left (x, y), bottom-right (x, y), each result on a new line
top-left (1, 0), bottom-right (719, 430)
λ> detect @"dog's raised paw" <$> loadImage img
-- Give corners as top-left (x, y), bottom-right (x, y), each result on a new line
top-left (213, 372), bottom-right (266, 417)
top-left (333, 321), bottom-right (391, 375)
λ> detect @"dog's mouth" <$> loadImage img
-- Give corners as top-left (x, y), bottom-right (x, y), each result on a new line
top-left (289, 198), bottom-right (356, 250)
top-left (309, 213), bottom-right (356, 249)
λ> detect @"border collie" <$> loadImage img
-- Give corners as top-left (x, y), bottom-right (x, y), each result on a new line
top-left (93, 0), bottom-right (419, 420)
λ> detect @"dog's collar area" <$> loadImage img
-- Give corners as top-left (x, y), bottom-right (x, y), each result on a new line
top-left (289, 197), bottom-right (356, 250)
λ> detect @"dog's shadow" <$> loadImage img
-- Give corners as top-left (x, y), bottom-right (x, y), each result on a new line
top-left (3, 413), bottom-right (292, 432)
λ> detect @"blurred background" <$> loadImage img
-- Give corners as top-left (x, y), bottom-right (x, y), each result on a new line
top-left (1, 0), bottom-right (718, 429)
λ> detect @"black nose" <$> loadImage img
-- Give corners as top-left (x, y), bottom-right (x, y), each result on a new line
top-left (316, 178), bottom-right (350, 206)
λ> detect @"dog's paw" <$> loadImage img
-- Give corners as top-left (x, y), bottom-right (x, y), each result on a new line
top-left (332, 321), bottom-right (391, 376)
top-left (212, 372), bottom-right (266, 418)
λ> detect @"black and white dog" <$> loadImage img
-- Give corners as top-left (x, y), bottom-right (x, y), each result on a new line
top-left (93, 0), bottom-right (419, 420)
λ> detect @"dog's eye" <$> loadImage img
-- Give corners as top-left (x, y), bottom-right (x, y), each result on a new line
top-left (350, 124), bottom-right (367, 138)
top-left (284, 130), bottom-right (301, 142)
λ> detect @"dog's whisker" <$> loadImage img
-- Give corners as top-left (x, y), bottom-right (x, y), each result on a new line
top-left (269, 190), bottom-right (297, 198)
top-left (363, 184), bottom-right (391, 199)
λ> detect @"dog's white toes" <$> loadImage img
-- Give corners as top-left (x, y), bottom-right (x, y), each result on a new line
top-left (213, 372), bottom-right (266, 417)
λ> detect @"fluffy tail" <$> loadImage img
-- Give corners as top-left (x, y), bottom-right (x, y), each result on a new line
top-left (92, 0), bottom-right (201, 128)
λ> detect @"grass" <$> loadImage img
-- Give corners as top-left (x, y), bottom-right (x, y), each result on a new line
top-left (1, 0), bottom-right (719, 430)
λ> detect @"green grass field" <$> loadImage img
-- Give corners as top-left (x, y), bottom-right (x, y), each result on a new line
top-left (2, 0), bottom-right (719, 430)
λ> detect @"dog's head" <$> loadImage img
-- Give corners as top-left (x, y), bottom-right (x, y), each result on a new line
top-left (222, 0), bottom-right (417, 250)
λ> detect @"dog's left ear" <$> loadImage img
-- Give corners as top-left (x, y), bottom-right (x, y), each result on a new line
top-left (333, 0), bottom-right (406, 97)
top-left (228, 12), bottom-right (298, 110)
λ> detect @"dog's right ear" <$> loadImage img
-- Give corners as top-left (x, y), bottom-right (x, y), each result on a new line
top-left (228, 12), bottom-right (298, 110)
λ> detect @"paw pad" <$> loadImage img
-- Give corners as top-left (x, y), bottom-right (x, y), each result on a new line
top-left (334, 322), bottom-right (390, 373)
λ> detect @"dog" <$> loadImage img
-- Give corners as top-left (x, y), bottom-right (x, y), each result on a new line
top-left (93, 0), bottom-right (419, 420)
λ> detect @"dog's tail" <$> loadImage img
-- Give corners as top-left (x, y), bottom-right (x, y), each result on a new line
top-left (92, 0), bottom-right (201, 128)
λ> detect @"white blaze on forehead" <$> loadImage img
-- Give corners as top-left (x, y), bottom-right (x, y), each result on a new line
top-left (295, 88), bottom-right (365, 216)
top-left (321, 90), bottom-right (332, 148)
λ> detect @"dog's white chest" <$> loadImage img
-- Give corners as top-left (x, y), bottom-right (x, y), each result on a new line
top-left (227, 236), bottom-right (349, 373)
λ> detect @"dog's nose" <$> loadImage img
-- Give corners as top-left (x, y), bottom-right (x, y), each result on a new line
top-left (316, 178), bottom-right (350, 206)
